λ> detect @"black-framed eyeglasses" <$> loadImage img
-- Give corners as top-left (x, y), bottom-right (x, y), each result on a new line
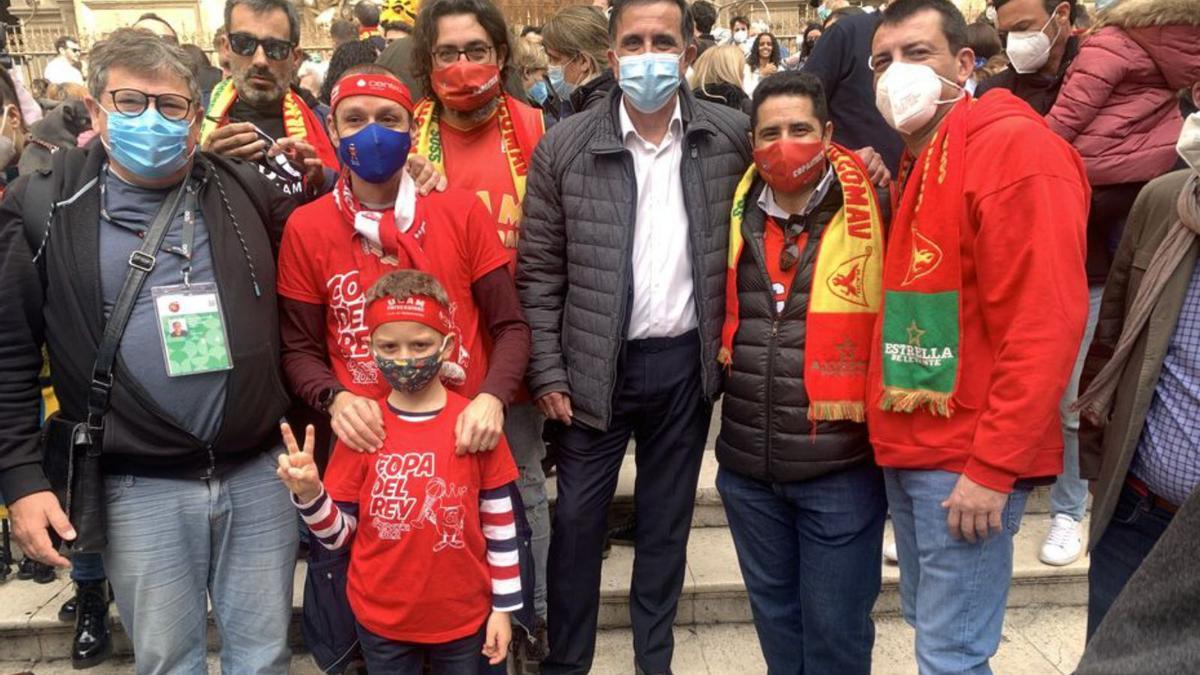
top-left (107, 89), bottom-right (194, 121)
top-left (432, 43), bottom-right (494, 66)
top-left (228, 32), bottom-right (295, 61)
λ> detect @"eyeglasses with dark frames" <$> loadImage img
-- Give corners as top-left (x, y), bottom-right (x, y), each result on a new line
top-left (106, 89), bottom-right (194, 122)
top-left (227, 32), bottom-right (295, 61)
top-left (432, 43), bottom-right (495, 66)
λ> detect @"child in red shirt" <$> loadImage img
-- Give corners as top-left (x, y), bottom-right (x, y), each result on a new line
top-left (276, 270), bottom-right (521, 672)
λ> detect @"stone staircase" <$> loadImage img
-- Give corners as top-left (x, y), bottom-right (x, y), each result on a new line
top-left (0, 413), bottom-right (1090, 672)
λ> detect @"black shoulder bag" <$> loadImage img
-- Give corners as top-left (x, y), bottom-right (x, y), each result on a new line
top-left (38, 176), bottom-right (189, 554)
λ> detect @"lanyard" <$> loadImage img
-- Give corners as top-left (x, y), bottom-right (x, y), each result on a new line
top-left (100, 164), bottom-right (197, 285)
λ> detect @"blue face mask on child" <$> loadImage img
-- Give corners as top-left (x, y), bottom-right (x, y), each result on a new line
top-left (338, 123), bottom-right (412, 184)
top-left (103, 107), bottom-right (193, 180)
top-left (617, 52), bottom-right (682, 114)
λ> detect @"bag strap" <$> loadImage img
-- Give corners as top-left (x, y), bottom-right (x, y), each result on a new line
top-left (85, 178), bottom-right (190, 435)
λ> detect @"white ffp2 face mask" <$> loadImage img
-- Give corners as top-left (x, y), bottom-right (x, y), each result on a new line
top-left (1006, 14), bottom-right (1061, 74)
top-left (874, 61), bottom-right (963, 135)
top-left (1178, 112), bottom-right (1200, 175)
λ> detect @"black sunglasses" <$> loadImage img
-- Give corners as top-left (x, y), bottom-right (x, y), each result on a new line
top-left (227, 32), bottom-right (294, 61)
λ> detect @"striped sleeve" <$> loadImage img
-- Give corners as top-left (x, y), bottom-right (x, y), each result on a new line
top-left (480, 483), bottom-right (523, 612)
top-left (295, 489), bottom-right (359, 551)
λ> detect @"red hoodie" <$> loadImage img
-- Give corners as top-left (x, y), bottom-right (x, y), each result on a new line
top-left (867, 90), bottom-right (1091, 493)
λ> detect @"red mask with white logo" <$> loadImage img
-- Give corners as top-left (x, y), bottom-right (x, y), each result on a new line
top-left (752, 139), bottom-right (826, 194)
top-left (431, 61), bottom-right (501, 111)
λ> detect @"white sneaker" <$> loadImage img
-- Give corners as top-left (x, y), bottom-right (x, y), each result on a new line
top-left (1039, 514), bottom-right (1083, 566)
top-left (883, 540), bottom-right (899, 564)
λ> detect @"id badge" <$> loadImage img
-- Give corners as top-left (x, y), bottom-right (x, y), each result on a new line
top-left (152, 283), bottom-right (234, 377)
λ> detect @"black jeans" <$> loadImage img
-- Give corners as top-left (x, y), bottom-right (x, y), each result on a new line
top-left (543, 331), bottom-right (711, 675)
top-left (1086, 480), bottom-right (1176, 640)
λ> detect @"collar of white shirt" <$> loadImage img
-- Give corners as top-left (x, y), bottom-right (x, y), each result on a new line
top-left (756, 165), bottom-right (838, 226)
top-left (619, 96), bottom-right (684, 151)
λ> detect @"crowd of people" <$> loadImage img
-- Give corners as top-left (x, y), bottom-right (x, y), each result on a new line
top-left (0, 0), bottom-right (1197, 673)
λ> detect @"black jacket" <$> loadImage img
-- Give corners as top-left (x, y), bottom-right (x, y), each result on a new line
top-left (692, 83), bottom-right (752, 115)
top-left (569, 70), bottom-right (618, 115)
top-left (802, 13), bottom-right (904, 173)
top-left (716, 176), bottom-right (873, 483)
top-left (975, 36), bottom-right (1079, 116)
top-left (0, 147), bottom-right (296, 503)
top-left (517, 87), bottom-right (752, 431)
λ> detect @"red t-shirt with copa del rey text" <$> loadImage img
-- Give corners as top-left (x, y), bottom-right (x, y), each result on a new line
top-left (323, 392), bottom-right (518, 642)
top-left (276, 188), bottom-right (511, 400)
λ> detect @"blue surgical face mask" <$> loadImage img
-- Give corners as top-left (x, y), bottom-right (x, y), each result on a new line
top-left (617, 52), bottom-right (682, 114)
top-left (1095, 0), bottom-right (1118, 11)
top-left (817, 6), bottom-right (832, 22)
top-left (337, 123), bottom-right (412, 184)
top-left (102, 106), bottom-right (192, 180)
top-left (547, 64), bottom-right (575, 99)
top-left (528, 79), bottom-right (550, 106)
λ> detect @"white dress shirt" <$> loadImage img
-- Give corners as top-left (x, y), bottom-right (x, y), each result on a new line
top-left (620, 98), bottom-right (698, 340)
top-left (44, 57), bottom-right (85, 86)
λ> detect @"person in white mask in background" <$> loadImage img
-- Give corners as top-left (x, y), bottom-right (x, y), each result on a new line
top-left (978, 0), bottom-right (1076, 114)
top-left (867, 1), bottom-right (1089, 672)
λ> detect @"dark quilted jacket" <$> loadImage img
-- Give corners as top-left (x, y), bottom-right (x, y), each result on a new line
top-left (516, 87), bottom-right (752, 431)
top-left (716, 176), bottom-right (873, 483)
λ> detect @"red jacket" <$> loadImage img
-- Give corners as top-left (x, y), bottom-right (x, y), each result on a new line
top-left (1046, 0), bottom-right (1200, 186)
top-left (868, 90), bottom-right (1091, 493)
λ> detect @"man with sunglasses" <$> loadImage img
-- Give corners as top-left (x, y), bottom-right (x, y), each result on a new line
top-left (44, 36), bottom-right (84, 86)
top-left (0, 29), bottom-right (301, 673)
top-left (203, 0), bottom-right (339, 201)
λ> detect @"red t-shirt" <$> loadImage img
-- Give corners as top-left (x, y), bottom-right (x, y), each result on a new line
top-left (438, 103), bottom-right (543, 270)
top-left (324, 391), bottom-right (519, 643)
top-left (276, 188), bottom-right (511, 399)
top-left (762, 215), bottom-right (810, 314)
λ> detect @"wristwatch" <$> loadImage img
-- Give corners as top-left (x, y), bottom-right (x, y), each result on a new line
top-left (318, 386), bottom-right (345, 414)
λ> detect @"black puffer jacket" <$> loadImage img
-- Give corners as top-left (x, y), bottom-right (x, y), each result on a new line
top-left (517, 87), bottom-right (752, 431)
top-left (716, 175), bottom-right (873, 483)
top-left (569, 70), bottom-right (618, 114)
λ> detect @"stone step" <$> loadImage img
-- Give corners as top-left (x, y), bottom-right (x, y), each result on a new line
top-left (0, 514), bottom-right (1086, 662)
top-left (547, 451), bottom-right (1071, 529)
top-left (0, 606), bottom-right (1088, 674)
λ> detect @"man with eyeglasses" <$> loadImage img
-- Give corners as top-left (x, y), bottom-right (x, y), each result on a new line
top-left (406, 0), bottom-right (552, 659)
top-left (0, 29), bottom-right (301, 673)
top-left (45, 36), bottom-right (84, 86)
top-left (866, 0), bottom-right (1089, 671)
top-left (203, 0), bottom-right (339, 201)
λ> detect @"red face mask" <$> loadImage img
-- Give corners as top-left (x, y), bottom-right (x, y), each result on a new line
top-left (752, 139), bottom-right (826, 194)
top-left (431, 61), bottom-right (501, 111)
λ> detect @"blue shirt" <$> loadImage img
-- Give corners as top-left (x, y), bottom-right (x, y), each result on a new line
top-left (1131, 261), bottom-right (1200, 506)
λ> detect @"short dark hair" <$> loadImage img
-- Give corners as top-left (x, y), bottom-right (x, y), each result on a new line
top-left (876, 0), bottom-right (968, 53)
top-left (608, 0), bottom-right (695, 47)
top-left (331, 19), bottom-right (359, 43)
top-left (746, 32), bottom-right (781, 68)
top-left (321, 39), bottom-right (382, 104)
top-left (965, 21), bottom-right (1001, 60)
top-left (354, 1), bottom-right (381, 27)
top-left (224, 0), bottom-right (301, 45)
top-left (136, 12), bottom-right (179, 40)
top-left (692, 1), bottom-right (717, 34)
top-left (993, 0), bottom-right (1078, 24)
top-left (411, 0), bottom-right (512, 104)
top-left (55, 36), bottom-right (76, 52)
top-left (750, 70), bottom-right (829, 130)
top-left (382, 20), bottom-right (412, 34)
top-left (730, 15), bottom-right (750, 29)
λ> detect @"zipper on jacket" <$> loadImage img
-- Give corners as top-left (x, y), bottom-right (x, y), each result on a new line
top-left (765, 318), bottom-right (779, 474)
top-left (605, 151), bottom-right (639, 429)
top-left (204, 444), bottom-right (216, 480)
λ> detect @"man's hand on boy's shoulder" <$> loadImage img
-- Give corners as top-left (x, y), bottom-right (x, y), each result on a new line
top-left (330, 391), bottom-right (386, 453)
top-left (456, 392), bottom-right (504, 455)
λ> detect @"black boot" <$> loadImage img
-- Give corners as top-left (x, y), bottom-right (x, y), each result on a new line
top-left (16, 557), bottom-right (56, 583)
top-left (59, 594), bottom-right (78, 622)
top-left (71, 580), bottom-right (112, 669)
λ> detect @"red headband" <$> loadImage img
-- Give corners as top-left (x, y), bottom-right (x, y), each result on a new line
top-left (365, 294), bottom-right (452, 335)
top-left (331, 73), bottom-right (414, 113)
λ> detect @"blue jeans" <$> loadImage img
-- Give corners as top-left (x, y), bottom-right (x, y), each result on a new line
top-left (70, 552), bottom-right (105, 583)
top-left (1086, 481), bottom-right (1175, 640)
top-left (356, 621), bottom-right (500, 674)
top-left (884, 469), bottom-right (1030, 675)
top-left (504, 402), bottom-right (550, 619)
top-left (102, 451), bottom-right (298, 675)
top-left (717, 464), bottom-right (886, 675)
top-left (1051, 285), bottom-right (1104, 520)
